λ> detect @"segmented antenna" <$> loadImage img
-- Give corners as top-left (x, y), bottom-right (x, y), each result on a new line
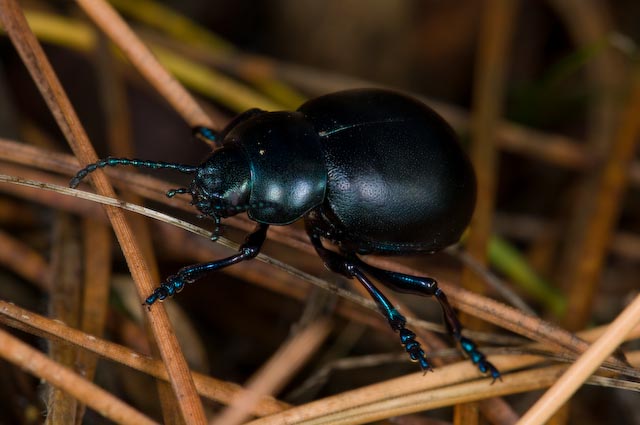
top-left (70, 157), bottom-right (198, 188)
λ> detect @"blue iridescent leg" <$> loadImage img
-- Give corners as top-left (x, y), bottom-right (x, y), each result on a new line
top-left (69, 157), bottom-right (198, 188)
top-left (193, 126), bottom-right (218, 144)
top-left (193, 109), bottom-right (263, 145)
top-left (144, 223), bottom-right (269, 306)
top-left (306, 228), bottom-right (431, 371)
top-left (352, 258), bottom-right (501, 381)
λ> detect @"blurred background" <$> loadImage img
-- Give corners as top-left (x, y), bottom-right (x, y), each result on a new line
top-left (0, 0), bottom-right (639, 424)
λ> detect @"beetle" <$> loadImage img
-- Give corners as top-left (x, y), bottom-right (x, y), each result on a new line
top-left (70, 88), bottom-right (500, 380)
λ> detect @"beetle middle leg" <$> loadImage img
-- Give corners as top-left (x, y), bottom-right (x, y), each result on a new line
top-left (306, 230), bottom-right (431, 371)
top-left (351, 257), bottom-right (501, 381)
top-left (144, 223), bottom-right (269, 306)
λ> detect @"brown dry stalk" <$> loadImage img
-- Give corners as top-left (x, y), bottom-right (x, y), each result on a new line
top-left (461, 0), bottom-right (519, 420)
top-left (0, 2), bottom-right (206, 423)
top-left (518, 63), bottom-right (640, 424)
top-left (77, 219), bottom-right (111, 421)
top-left (0, 299), bottom-right (289, 417)
top-left (75, 0), bottom-right (216, 134)
top-left (242, 322), bottom-right (640, 425)
top-left (0, 169), bottom-right (629, 371)
top-left (0, 327), bottom-right (158, 425)
top-left (46, 214), bottom-right (83, 423)
top-left (211, 320), bottom-right (332, 425)
top-left (0, 173), bottom-right (638, 422)
top-left (464, 0), bottom-right (517, 292)
top-left (562, 61), bottom-right (640, 330)
top-left (519, 293), bottom-right (640, 424)
top-left (246, 350), bottom-right (640, 425)
top-left (3, 287), bottom-right (634, 425)
top-left (0, 229), bottom-right (50, 291)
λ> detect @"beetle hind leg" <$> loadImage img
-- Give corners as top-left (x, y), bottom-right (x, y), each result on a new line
top-left (306, 227), bottom-right (431, 371)
top-left (432, 288), bottom-right (501, 381)
top-left (352, 258), bottom-right (501, 381)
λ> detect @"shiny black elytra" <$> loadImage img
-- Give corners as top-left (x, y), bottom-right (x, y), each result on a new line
top-left (71, 89), bottom-right (499, 380)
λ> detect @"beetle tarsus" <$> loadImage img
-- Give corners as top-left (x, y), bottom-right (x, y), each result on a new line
top-left (432, 289), bottom-right (501, 381)
top-left (459, 336), bottom-right (501, 382)
top-left (398, 326), bottom-right (432, 371)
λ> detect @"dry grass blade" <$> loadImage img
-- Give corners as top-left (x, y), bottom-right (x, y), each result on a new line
top-left (551, 0), bottom-right (634, 334)
top-left (75, 0), bottom-right (216, 133)
top-left (250, 317), bottom-right (640, 425)
top-left (246, 351), bottom-right (639, 425)
top-left (465, 0), bottom-right (516, 291)
top-left (245, 312), bottom-right (640, 425)
top-left (45, 214), bottom-right (83, 424)
top-left (518, 60), bottom-right (640, 425)
top-left (94, 33), bottom-right (184, 423)
top-left (0, 327), bottom-right (158, 425)
top-left (461, 0), bottom-right (519, 420)
top-left (0, 171), bottom-right (628, 374)
top-left (212, 320), bottom-right (332, 425)
top-left (0, 301), bottom-right (290, 416)
top-left (518, 293), bottom-right (640, 424)
top-left (0, 300), bottom-right (289, 417)
top-left (17, 8), bottom-right (284, 114)
top-left (76, 218), bottom-right (111, 422)
top-left (0, 2), bottom-right (206, 423)
top-left (0, 229), bottom-right (50, 291)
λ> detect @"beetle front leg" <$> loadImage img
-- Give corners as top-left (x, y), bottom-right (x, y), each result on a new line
top-left (306, 229), bottom-right (431, 371)
top-left (352, 258), bottom-right (501, 381)
top-left (144, 223), bottom-right (269, 306)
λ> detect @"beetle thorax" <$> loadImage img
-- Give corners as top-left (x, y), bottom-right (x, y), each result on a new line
top-left (190, 145), bottom-right (251, 219)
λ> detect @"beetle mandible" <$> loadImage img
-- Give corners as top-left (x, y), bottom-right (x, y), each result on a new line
top-left (71, 88), bottom-right (500, 380)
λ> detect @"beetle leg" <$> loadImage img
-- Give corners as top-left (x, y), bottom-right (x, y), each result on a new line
top-left (193, 108), bottom-right (264, 145)
top-left (352, 258), bottom-right (501, 381)
top-left (166, 187), bottom-right (190, 198)
top-left (144, 223), bottom-right (269, 306)
top-left (193, 126), bottom-right (218, 144)
top-left (306, 230), bottom-right (431, 371)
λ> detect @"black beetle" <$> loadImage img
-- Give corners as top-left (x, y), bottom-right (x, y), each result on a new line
top-left (70, 89), bottom-right (499, 379)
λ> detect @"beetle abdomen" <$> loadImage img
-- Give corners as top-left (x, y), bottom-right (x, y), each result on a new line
top-left (300, 89), bottom-right (475, 254)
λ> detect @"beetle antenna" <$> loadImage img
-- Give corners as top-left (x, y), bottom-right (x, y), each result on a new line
top-left (70, 157), bottom-right (198, 188)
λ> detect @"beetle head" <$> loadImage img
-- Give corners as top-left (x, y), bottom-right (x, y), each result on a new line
top-left (190, 145), bottom-right (251, 219)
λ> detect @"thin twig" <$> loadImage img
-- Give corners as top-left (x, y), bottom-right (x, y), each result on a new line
top-left (518, 294), bottom-right (640, 425)
top-left (518, 58), bottom-right (640, 425)
top-left (0, 327), bottom-right (158, 425)
top-left (211, 320), bottom-right (332, 425)
top-left (75, 0), bottom-right (216, 133)
top-left (0, 174), bottom-right (627, 370)
top-left (246, 351), bottom-right (640, 425)
top-left (0, 300), bottom-right (289, 416)
top-left (0, 3), bottom-right (206, 423)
